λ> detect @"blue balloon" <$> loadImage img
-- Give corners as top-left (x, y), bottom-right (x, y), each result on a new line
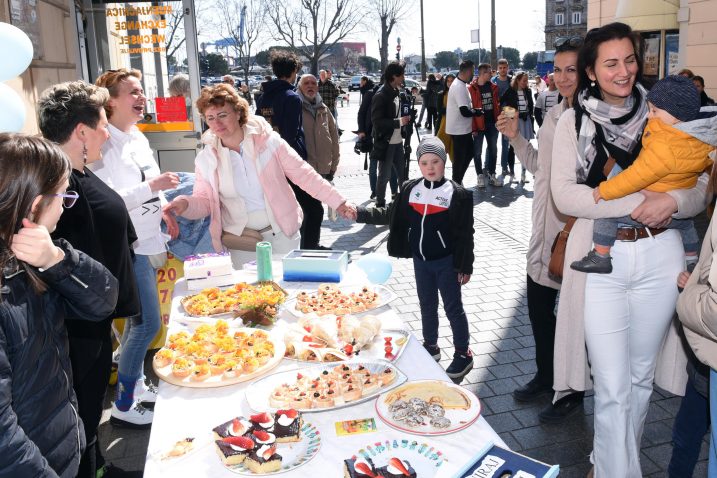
top-left (0, 83), bottom-right (26, 133)
top-left (0, 22), bottom-right (33, 82)
top-left (356, 253), bottom-right (393, 284)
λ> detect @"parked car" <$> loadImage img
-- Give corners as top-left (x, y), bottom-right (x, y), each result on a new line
top-left (403, 78), bottom-right (420, 90)
top-left (349, 75), bottom-right (363, 91)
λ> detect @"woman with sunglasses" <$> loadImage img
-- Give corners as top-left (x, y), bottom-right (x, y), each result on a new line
top-left (550, 23), bottom-right (705, 476)
top-left (500, 71), bottom-right (535, 182)
top-left (91, 69), bottom-right (180, 428)
top-left (0, 133), bottom-right (118, 478)
top-left (38, 81), bottom-right (145, 476)
top-left (496, 35), bottom-right (585, 424)
top-left (163, 84), bottom-right (354, 266)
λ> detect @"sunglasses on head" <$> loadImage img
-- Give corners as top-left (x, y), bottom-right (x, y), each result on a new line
top-left (554, 36), bottom-right (583, 51)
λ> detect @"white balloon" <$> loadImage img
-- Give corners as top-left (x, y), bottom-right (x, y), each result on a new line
top-left (0, 22), bottom-right (34, 82)
top-left (0, 83), bottom-right (26, 133)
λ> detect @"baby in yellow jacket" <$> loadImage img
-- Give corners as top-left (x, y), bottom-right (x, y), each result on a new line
top-left (572, 75), bottom-right (716, 274)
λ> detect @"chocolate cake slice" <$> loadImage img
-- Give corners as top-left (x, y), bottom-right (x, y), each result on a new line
top-left (212, 417), bottom-right (252, 440)
top-left (376, 458), bottom-right (417, 478)
top-left (273, 409), bottom-right (303, 443)
top-left (214, 436), bottom-right (255, 466)
top-left (343, 456), bottom-right (379, 478)
top-left (244, 444), bottom-right (282, 473)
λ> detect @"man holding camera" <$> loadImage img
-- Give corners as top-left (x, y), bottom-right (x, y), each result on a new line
top-left (371, 61), bottom-right (410, 207)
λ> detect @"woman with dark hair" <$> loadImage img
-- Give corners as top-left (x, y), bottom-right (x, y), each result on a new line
top-left (550, 22), bottom-right (706, 476)
top-left (500, 72), bottom-right (534, 181)
top-left (436, 73), bottom-right (456, 161)
top-left (92, 68), bottom-right (180, 428)
top-left (163, 84), bottom-right (354, 266)
top-left (0, 133), bottom-right (118, 477)
top-left (38, 80), bottom-right (143, 475)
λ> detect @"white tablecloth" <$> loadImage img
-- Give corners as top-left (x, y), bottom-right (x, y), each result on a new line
top-left (144, 266), bottom-right (504, 477)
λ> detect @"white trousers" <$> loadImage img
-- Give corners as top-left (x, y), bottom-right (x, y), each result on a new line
top-left (584, 230), bottom-right (683, 478)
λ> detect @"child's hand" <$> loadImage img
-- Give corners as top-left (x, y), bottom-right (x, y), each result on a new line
top-left (677, 271), bottom-right (691, 289)
top-left (592, 187), bottom-right (602, 204)
top-left (458, 273), bottom-right (471, 285)
top-left (11, 218), bottom-right (64, 270)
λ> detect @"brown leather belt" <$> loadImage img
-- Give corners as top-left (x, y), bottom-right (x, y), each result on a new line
top-left (615, 226), bottom-right (667, 242)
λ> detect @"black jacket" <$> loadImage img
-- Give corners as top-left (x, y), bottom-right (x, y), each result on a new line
top-left (0, 240), bottom-right (118, 477)
top-left (426, 78), bottom-right (443, 110)
top-left (357, 80), bottom-right (376, 135)
top-left (356, 177), bottom-right (474, 274)
top-left (255, 79), bottom-right (307, 159)
top-left (370, 84), bottom-right (402, 161)
top-left (501, 87), bottom-right (534, 121)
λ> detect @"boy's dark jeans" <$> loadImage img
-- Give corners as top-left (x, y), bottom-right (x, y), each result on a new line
top-left (413, 255), bottom-right (469, 351)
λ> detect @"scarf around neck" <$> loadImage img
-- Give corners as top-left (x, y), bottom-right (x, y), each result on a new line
top-left (575, 84), bottom-right (648, 184)
top-left (297, 90), bottom-right (324, 118)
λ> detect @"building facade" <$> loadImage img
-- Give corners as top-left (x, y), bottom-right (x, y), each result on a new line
top-left (545, 0), bottom-right (589, 51)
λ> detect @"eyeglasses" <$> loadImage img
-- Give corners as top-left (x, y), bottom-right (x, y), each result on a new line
top-left (46, 190), bottom-right (79, 208)
top-left (554, 36), bottom-right (583, 51)
top-left (203, 111), bottom-right (231, 123)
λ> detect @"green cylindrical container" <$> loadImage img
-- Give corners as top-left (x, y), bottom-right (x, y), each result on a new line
top-left (256, 241), bottom-right (273, 282)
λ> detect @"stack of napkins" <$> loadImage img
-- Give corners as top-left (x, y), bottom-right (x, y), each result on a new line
top-left (184, 253), bottom-right (234, 291)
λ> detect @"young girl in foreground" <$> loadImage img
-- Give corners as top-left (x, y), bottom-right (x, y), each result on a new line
top-left (0, 134), bottom-right (118, 477)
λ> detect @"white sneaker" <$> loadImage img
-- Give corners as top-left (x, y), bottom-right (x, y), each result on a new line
top-left (489, 174), bottom-right (504, 187)
top-left (135, 378), bottom-right (158, 404)
top-left (476, 174), bottom-right (486, 188)
top-left (111, 347), bottom-right (122, 365)
top-left (110, 401), bottom-right (153, 429)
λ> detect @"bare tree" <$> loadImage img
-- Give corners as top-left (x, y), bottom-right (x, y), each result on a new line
top-left (215, 0), bottom-right (265, 83)
top-left (163, 0), bottom-right (214, 71)
top-left (369, 0), bottom-right (410, 73)
top-left (266, 0), bottom-right (365, 75)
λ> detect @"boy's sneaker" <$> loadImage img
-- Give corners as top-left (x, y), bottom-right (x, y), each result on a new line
top-left (570, 250), bottom-right (612, 274)
top-left (489, 174), bottom-right (504, 187)
top-left (423, 343), bottom-right (441, 362)
top-left (446, 350), bottom-right (474, 379)
top-left (110, 401), bottom-right (153, 429)
top-left (476, 174), bottom-right (486, 188)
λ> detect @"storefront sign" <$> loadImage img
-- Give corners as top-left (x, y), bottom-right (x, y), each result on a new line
top-left (156, 96), bottom-right (188, 122)
top-left (644, 37), bottom-right (660, 77)
top-left (105, 3), bottom-right (172, 55)
top-left (9, 0), bottom-right (43, 59)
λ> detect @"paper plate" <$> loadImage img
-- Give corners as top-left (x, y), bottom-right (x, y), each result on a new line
top-left (343, 438), bottom-right (448, 476)
top-left (375, 380), bottom-right (481, 436)
top-left (245, 360), bottom-right (407, 413)
top-left (225, 422), bottom-right (321, 475)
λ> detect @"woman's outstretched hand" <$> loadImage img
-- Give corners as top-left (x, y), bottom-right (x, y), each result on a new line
top-left (336, 202), bottom-right (357, 221)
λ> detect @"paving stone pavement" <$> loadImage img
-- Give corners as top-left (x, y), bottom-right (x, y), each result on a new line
top-left (98, 91), bottom-right (709, 477)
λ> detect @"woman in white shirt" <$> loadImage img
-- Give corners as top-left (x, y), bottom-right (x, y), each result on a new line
top-left (91, 69), bottom-right (179, 427)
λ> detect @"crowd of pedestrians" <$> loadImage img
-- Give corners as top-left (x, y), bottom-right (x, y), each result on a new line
top-left (2, 22), bottom-right (717, 478)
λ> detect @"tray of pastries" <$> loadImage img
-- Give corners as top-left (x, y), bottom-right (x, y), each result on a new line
top-left (152, 321), bottom-right (285, 388)
top-left (284, 284), bottom-right (396, 318)
top-left (180, 282), bottom-right (287, 321)
top-left (245, 360), bottom-right (406, 413)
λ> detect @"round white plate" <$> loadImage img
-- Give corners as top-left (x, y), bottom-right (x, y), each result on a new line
top-left (344, 438), bottom-right (448, 475)
top-left (375, 380), bottom-right (481, 436)
top-left (225, 422), bottom-right (321, 475)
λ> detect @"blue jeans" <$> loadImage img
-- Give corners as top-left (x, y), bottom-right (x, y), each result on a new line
top-left (593, 215), bottom-right (700, 254)
top-left (118, 254), bottom-right (162, 380)
top-left (711, 369), bottom-right (717, 476)
top-left (376, 143), bottom-right (405, 206)
top-left (500, 134), bottom-right (511, 171)
top-left (668, 374), bottom-right (710, 477)
top-left (473, 124), bottom-right (499, 175)
top-left (369, 158), bottom-right (397, 196)
top-left (413, 255), bottom-right (469, 350)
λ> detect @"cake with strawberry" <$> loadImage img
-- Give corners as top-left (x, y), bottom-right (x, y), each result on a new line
top-left (249, 411), bottom-right (275, 433)
top-left (212, 417), bottom-right (252, 440)
top-left (244, 444), bottom-right (282, 473)
top-left (273, 409), bottom-right (302, 443)
top-left (215, 436), bottom-right (255, 466)
top-left (343, 456), bottom-right (379, 478)
top-left (377, 458), bottom-right (417, 478)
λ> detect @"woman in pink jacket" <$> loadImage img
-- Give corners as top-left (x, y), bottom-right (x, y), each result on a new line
top-left (164, 84), bottom-right (354, 266)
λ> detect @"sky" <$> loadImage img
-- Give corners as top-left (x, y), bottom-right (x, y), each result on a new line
top-left (343, 0), bottom-right (547, 59)
top-left (196, 0), bottom-right (547, 61)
